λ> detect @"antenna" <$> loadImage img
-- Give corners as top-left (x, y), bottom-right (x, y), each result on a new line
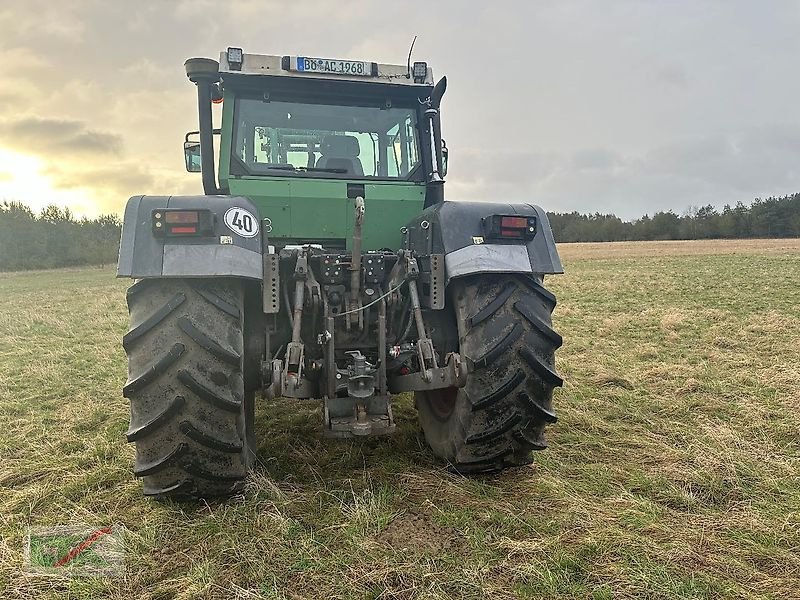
top-left (406, 35), bottom-right (417, 79)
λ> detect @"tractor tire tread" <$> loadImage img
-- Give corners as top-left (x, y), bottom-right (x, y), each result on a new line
top-left (176, 369), bottom-right (242, 413)
top-left (513, 423), bottom-right (549, 450)
top-left (123, 343), bottom-right (185, 397)
top-left (518, 390), bottom-right (558, 423)
top-left (452, 445), bottom-right (514, 472)
top-left (470, 322), bottom-right (524, 369)
top-left (143, 479), bottom-right (192, 498)
top-left (519, 277), bottom-right (558, 307)
top-left (514, 299), bottom-right (563, 347)
top-left (123, 278), bottom-right (252, 500)
top-left (519, 346), bottom-right (564, 387)
top-left (123, 293), bottom-right (186, 350)
top-left (466, 411), bottom-right (522, 444)
top-left (126, 395), bottom-right (186, 442)
top-left (134, 443), bottom-right (188, 477)
top-left (126, 278), bottom-right (152, 300)
top-left (467, 282), bottom-right (516, 329)
top-left (190, 283), bottom-right (241, 320)
top-left (179, 420), bottom-right (244, 453)
top-left (417, 274), bottom-right (561, 473)
top-left (470, 369), bottom-right (525, 411)
top-left (183, 462), bottom-right (246, 483)
top-left (177, 316), bottom-right (241, 366)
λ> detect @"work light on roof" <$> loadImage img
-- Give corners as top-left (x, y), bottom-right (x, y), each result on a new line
top-left (227, 47), bottom-right (243, 71)
top-left (412, 61), bottom-right (428, 83)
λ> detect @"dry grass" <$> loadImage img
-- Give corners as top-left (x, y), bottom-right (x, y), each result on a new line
top-left (558, 238), bottom-right (800, 259)
top-left (1, 240), bottom-right (799, 599)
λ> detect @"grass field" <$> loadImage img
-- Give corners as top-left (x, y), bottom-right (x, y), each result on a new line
top-left (1, 239), bottom-right (799, 599)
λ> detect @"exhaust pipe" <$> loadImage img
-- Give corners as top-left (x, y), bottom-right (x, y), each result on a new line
top-left (185, 58), bottom-right (221, 195)
top-left (423, 77), bottom-right (447, 208)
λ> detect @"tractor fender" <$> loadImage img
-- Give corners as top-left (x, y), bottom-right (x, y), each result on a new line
top-left (117, 195), bottom-right (263, 280)
top-left (402, 200), bottom-right (563, 283)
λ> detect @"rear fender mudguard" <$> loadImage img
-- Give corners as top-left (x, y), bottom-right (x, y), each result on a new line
top-left (402, 200), bottom-right (563, 283)
top-left (117, 195), bottom-right (263, 280)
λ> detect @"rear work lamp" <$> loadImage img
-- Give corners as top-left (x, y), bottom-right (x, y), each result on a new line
top-left (483, 214), bottom-right (537, 240)
top-left (152, 209), bottom-right (214, 237)
top-left (227, 47), bottom-right (244, 71)
top-left (412, 61), bottom-right (428, 83)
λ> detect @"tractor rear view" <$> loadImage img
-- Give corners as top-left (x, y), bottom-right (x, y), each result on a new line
top-left (117, 48), bottom-right (564, 498)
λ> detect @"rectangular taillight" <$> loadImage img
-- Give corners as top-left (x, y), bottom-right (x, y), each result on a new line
top-left (165, 211), bottom-right (199, 224)
top-left (483, 214), bottom-right (537, 240)
top-left (152, 209), bottom-right (214, 237)
top-left (501, 216), bottom-right (528, 228)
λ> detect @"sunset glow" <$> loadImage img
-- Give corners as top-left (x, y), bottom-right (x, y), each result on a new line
top-left (0, 148), bottom-right (90, 215)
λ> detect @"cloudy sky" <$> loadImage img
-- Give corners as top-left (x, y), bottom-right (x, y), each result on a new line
top-left (1, 1), bottom-right (799, 219)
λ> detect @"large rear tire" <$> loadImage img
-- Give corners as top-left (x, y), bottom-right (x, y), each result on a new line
top-left (416, 274), bottom-right (562, 473)
top-left (123, 278), bottom-right (256, 499)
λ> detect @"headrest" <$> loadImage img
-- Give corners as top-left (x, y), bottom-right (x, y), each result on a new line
top-left (321, 135), bottom-right (360, 157)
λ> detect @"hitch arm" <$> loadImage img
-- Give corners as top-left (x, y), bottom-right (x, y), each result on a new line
top-left (349, 196), bottom-right (365, 303)
top-left (405, 256), bottom-right (438, 382)
top-left (284, 252), bottom-right (308, 389)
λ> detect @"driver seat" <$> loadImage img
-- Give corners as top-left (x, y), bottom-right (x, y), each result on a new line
top-left (316, 135), bottom-right (364, 176)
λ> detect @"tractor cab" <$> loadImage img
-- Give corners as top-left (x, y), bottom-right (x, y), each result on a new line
top-left (184, 49), bottom-right (447, 249)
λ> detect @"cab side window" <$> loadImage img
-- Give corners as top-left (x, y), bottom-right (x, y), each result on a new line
top-left (387, 115), bottom-right (419, 178)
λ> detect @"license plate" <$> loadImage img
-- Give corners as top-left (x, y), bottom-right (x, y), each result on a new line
top-left (296, 57), bottom-right (372, 76)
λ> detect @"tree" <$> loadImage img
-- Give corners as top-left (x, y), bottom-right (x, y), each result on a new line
top-left (0, 203), bottom-right (122, 271)
top-left (546, 193), bottom-right (800, 243)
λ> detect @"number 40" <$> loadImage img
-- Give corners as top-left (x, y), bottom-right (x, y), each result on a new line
top-left (233, 211), bottom-right (253, 233)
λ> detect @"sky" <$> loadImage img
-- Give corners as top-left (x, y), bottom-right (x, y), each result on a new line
top-left (1, 0), bottom-right (800, 220)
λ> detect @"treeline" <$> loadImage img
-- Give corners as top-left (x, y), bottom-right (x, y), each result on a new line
top-left (548, 193), bottom-right (800, 242)
top-left (0, 202), bottom-right (121, 271)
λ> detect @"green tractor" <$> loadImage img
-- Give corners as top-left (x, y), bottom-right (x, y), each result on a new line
top-left (118, 48), bottom-right (564, 498)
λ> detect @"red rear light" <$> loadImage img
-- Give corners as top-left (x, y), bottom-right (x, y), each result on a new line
top-left (165, 211), bottom-right (199, 224)
top-left (500, 228), bottom-right (522, 237)
top-left (483, 215), bottom-right (537, 240)
top-left (152, 209), bottom-right (214, 237)
top-left (501, 216), bottom-right (528, 228)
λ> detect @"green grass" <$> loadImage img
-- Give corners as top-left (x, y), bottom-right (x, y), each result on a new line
top-left (1, 240), bottom-right (799, 599)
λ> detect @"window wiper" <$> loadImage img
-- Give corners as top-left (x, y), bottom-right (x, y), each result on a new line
top-left (262, 165), bottom-right (347, 174)
top-left (299, 166), bottom-right (347, 173)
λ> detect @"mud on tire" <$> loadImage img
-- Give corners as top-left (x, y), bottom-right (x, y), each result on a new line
top-left (123, 278), bottom-right (256, 498)
top-left (416, 274), bottom-right (562, 473)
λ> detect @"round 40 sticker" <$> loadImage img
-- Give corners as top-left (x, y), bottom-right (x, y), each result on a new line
top-left (223, 207), bottom-right (259, 238)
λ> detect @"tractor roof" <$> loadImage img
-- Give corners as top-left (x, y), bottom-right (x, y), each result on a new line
top-left (217, 49), bottom-right (434, 86)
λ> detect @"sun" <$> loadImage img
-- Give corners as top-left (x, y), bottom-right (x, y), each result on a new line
top-left (0, 148), bottom-right (90, 216)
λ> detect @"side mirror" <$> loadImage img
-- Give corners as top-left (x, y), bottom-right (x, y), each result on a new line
top-left (441, 138), bottom-right (448, 177)
top-left (183, 141), bottom-right (201, 172)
